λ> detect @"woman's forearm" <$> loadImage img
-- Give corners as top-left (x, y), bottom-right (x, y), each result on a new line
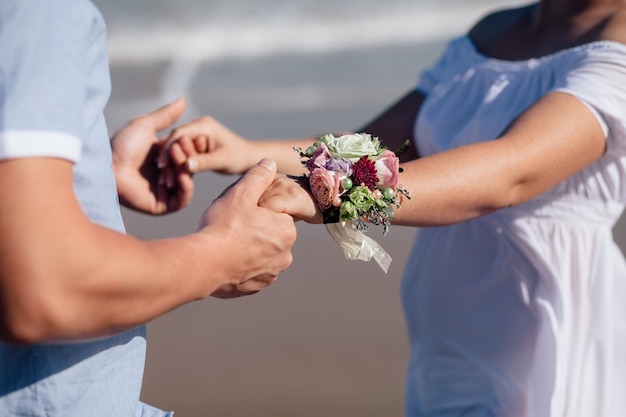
top-left (253, 138), bottom-right (318, 175)
top-left (392, 93), bottom-right (607, 227)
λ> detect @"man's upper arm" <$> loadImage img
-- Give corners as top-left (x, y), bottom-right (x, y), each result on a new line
top-left (0, 157), bottom-right (90, 342)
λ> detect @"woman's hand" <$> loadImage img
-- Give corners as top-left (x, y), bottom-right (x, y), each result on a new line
top-left (258, 174), bottom-right (323, 224)
top-left (157, 115), bottom-right (258, 176)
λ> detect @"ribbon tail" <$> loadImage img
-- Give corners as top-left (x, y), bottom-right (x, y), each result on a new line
top-left (325, 221), bottom-right (392, 274)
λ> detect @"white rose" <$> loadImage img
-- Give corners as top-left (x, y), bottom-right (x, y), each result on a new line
top-left (321, 133), bottom-right (381, 160)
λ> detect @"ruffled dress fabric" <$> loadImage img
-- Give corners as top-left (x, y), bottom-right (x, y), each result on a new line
top-left (402, 36), bottom-right (626, 417)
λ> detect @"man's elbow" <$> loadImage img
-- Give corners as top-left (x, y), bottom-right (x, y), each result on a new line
top-left (0, 279), bottom-right (69, 345)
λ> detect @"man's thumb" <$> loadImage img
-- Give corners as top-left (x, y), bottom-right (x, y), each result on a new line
top-left (143, 98), bottom-right (187, 131)
top-left (231, 158), bottom-right (277, 199)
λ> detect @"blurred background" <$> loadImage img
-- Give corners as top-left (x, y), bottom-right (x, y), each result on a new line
top-left (92, 1), bottom-right (626, 416)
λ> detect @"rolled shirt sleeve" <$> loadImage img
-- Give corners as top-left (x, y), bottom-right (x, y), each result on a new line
top-left (0, 0), bottom-right (91, 162)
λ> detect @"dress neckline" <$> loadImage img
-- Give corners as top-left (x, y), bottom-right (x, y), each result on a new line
top-left (461, 35), bottom-right (626, 68)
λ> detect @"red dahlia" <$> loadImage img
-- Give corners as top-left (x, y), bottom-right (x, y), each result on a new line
top-left (352, 156), bottom-right (379, 190)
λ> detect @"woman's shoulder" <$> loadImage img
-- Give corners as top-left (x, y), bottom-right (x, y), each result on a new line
top-left (600, 8), bottom-right (626, 46)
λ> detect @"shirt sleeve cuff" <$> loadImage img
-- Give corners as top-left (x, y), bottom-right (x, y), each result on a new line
top-left (0, 130), bottom-right (82, 163)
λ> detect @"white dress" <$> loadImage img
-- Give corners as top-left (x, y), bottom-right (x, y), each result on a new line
top-left (402, 36), bottom-right (626, 417)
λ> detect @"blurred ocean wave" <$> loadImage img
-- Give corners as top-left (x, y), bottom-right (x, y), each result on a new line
top-left (93, 0), bottom-right (519, 63)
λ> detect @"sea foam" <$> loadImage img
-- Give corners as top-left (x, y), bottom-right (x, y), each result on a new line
top-left (104, 2), bottom-right (511, 64)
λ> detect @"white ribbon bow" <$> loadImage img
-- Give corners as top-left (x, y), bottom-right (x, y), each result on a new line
top-left (325, 221), bottom-right (392, 273)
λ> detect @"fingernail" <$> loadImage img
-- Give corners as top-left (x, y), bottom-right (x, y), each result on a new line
top-left (187, 158), bottom-right (198, 172)
top-left (257, 159), bottom-right (276, 171)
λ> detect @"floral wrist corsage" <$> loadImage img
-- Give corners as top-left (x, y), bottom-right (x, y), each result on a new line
top-left (293, 133), bottom-right (410, 273)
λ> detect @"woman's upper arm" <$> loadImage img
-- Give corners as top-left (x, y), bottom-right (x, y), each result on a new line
top-left (496, 91), bottom-right (607, 205)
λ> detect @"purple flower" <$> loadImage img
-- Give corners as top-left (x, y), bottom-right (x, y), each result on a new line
top-left (306, 142), bottom-right (333, 171)
top-left (324, 157), bottom-right (353, 176)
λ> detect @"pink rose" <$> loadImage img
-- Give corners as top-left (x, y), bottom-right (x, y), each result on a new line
top-left (374, 150), bottom-right (400, 188)
top-left (306, 142), bottom-right (333, 171)
top-left (309, 167), bottom-right (342, 210)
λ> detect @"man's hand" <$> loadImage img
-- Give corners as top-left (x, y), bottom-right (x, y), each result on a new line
top-left (111, 98), bottom-right (192, 215)
top-left (199, 159), bottom-right (298, 298)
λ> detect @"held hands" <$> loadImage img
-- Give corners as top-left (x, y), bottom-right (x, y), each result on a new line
top-left (111, 102), bottom-right (313, 298)
top-left (157, 115), bottom-right (323, 224)
top-left (157, 115), bottom-right (258, 177)
top-left (111, 101), bottom-right (251, 215)
top-left (258, 174), bottom-right (323, 224)
top-left (198, 159), bottom-right (298, 298)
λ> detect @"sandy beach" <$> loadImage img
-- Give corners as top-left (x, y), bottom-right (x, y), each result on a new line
top-left (101, 6), bottom-right (626, 417)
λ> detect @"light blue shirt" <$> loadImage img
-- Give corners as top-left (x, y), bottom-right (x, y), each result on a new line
top-left (0, 1), bottom-right (169, 415)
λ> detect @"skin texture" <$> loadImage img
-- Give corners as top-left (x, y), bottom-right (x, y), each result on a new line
top-left (158, 0), bottom-right (624, 228)
top-left (0, 99), bottom-right (297, 344)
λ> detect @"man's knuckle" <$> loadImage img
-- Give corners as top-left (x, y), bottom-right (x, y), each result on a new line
top-left (282, 252), bottom-right (294, 270)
